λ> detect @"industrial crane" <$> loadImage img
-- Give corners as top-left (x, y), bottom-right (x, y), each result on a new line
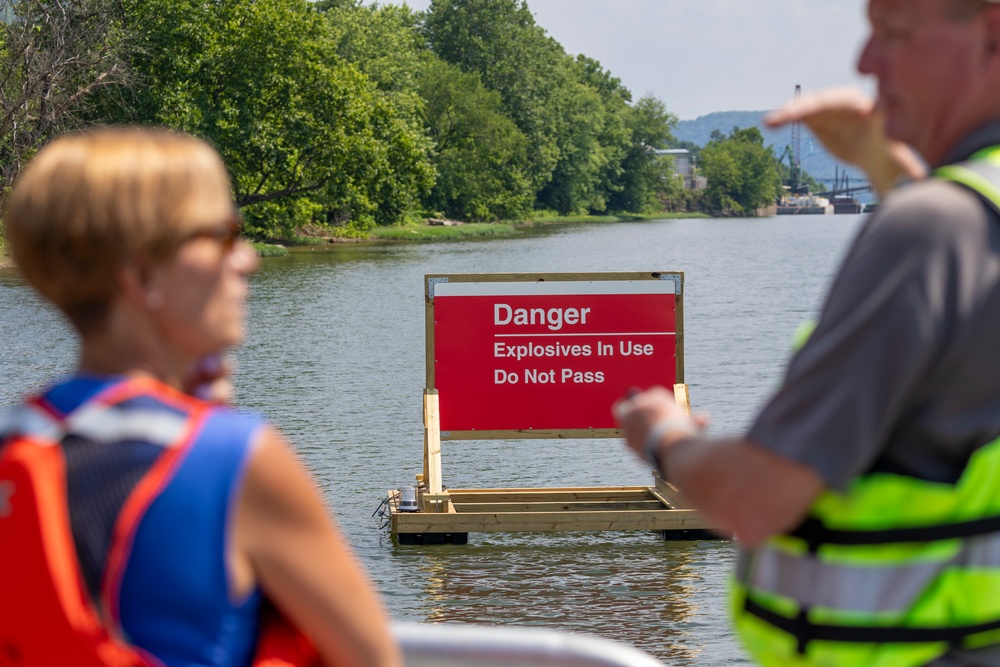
top-left (778, 85), bottom-right (809, 195)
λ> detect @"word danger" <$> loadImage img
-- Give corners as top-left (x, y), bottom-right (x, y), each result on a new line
top-left (494, 304), bottom-right (591, 331)
top-left (495, 368), bottom-right (605, 384)
top-left (495, 342), bottom-right (592, 360)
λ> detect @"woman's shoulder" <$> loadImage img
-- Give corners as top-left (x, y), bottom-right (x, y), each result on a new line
top-left (196, 404), bottom-right (269, 457)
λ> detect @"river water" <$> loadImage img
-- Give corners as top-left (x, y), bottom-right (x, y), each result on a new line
top-left (0, 214), bottom-right (865, 665)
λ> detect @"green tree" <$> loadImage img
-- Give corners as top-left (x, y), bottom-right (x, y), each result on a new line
top-left (700, 126), bottom-right (782, 216)
top-left (318, 1), bottom-right (425, 118)
top-left (0, 0), bottom-right (129, 188)
top-left (608, 96), bottom-right (680, 213)
top-left (417, 57), bottom-right (532, 221)
top-left (535, 55), bottom-right (632, 215)
top-left (423, 0), bottom-right (568, 195)
top-left (424, 0), bottom-right (643, 215)
top-left (103, 0), bottom-right (433, 237)
top-left (534, 79), bottom-right (615, 214)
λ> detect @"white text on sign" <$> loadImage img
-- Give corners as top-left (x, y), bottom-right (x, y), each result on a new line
top-left (494, 342), bottom-right (593, 360)
top-left (494, 369), bottom-right (606, 384)
top-left (494, 304), bottom-right (591, 331)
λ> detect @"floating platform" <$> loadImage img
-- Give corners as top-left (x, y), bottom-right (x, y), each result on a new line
top-left (389, 473), bottom-right (717, 544)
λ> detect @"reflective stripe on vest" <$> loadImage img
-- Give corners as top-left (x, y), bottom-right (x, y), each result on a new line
top-left (740, 529), bottom-right (1000, 615)
top-left (0, 403), bottom-right (63, 444)
top-left (1, 396), bottom-right (190, 449)
top-left (733, 146), bottom-right (1000, 667)
top-left (65, 403), bottom-right (189, 448)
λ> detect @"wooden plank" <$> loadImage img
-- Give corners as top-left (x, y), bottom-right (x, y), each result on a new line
top-left (454, 501), bottom-right (666, 513)
top-left (447, 485), bottom-right (650, 493)
top-left (425, 271), bottom-right (681, 287)
top-left (447, 489), bottom-right (655, 503)
top-left (650, 468), bottom-right (692, 511)
top-left (425, 277), bottom-right (435, 390)
top-left (649, 486), bottom-right (688, 511)
top-left (675, 272), bottom-right (685, 384)
top-left (392, 509), bottom-right (710, 534)
top-left (421, 492), bottom-right (454, 513)
top-left (423, 390), bottom-right (443, 495)
top-left (449, 493), bottom-right (654, 504)
top-left (673, 383), bottom-right (690, 415)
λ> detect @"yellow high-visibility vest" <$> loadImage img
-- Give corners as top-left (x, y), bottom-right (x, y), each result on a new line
top-left (733, 146), bottom-right (1000, 667)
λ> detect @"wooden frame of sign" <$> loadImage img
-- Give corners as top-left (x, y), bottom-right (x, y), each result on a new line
top-left (390, 272), bottom-right (715, 543)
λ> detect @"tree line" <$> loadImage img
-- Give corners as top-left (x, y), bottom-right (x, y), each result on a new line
top-left (0, 0), bottom-right (792, 242)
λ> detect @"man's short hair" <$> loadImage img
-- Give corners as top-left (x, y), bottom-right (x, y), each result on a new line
top-left (3, 127), bottom-right (235, 334)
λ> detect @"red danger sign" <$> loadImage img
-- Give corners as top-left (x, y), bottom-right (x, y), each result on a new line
top-left (428, 275), bottom-right (682, 436)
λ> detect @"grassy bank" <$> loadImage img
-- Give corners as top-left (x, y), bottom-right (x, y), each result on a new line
top-left (249, 211), bottom-right (709, 248)
top-left (252, 242), bottom-right (290, 257)
top-left (372, 222), bottom-right (517, 241)
top-left (361, 211), bottom-right (708, 242)
top-left (527, 211), bottom-right (709, 225)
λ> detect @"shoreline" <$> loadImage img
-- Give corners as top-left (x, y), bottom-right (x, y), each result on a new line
top-left (264, 212), bottom-right (710, 249)
top-left (2, 212), bottom-right (711, 263)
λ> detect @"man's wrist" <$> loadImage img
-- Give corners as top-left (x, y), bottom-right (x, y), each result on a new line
top-left (642, 417), bottom-right (701, 471)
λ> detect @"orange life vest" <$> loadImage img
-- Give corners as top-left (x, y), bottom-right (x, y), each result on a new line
top-left (0, 377), bottom-right (319, 667)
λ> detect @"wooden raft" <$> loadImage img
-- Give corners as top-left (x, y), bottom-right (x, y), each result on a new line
top-left (389, 384), bottom-right (716, 544)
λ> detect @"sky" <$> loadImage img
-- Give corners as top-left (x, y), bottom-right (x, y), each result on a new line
top-left (400, 0), bottom-right (872, 120)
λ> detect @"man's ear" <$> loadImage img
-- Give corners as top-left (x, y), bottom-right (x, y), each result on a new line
top-left (982, 5), bottom-right (1000, 61)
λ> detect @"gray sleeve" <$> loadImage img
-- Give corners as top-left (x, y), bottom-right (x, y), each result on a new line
top-left (747, 181), bottom-right (987, 491)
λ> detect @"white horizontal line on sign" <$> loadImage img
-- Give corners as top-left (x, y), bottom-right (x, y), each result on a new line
top-left (435, 280), bottom-right (677, 297)
top-left (495, 332), bottom-right (676, 338)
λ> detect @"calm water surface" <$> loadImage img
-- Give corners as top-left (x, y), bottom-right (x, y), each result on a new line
top-left (0, 214), bottom-right (865, 665)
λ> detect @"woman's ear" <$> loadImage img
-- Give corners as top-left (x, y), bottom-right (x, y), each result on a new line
top-left (119, 262), bottom-right (163, 310)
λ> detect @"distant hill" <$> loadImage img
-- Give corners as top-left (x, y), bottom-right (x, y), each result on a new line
top-left (675, 110), bottom-right (869, 195)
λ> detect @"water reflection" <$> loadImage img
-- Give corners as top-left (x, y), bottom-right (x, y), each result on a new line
top-left (386, 533), bottom-right (733, 665)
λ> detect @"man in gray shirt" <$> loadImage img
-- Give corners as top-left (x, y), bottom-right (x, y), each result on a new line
top-left (615, 0), bottom-right (1000, 665)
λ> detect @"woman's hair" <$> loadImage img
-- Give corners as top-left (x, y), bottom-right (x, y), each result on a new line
top-left (3, 127), bottom-right (235, 333)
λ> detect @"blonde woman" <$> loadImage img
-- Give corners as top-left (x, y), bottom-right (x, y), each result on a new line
top-left (0, 128), bottom-right (400, 667)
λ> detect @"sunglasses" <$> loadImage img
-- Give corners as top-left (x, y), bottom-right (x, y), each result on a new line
top-left (183, 215), bottom-right (243, 253)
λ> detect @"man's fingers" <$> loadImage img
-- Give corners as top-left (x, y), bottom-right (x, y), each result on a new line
top-left (764, 87), bottom-right (875, 128)
top-left (612, 396), bottom-right (631, 422)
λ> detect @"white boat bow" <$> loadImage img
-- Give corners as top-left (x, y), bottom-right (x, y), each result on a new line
top-left (393, 622), bottom-right (666, 667)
